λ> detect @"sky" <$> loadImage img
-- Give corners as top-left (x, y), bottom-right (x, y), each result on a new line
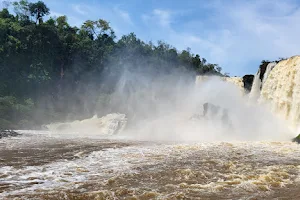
top-left (2, 0), bottom-right (300, 76)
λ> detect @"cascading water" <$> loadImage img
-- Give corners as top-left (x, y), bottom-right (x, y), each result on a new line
top-left (262, 62), bottom-right (276, 86)
top-left (249, 62), bottom-right (276, 100)
top-left (196, 58), bottom-right (300, 135)
top-left (2, 63), bottom-right (300, 200)
top-left (249, 68), bottom-right (262, 100)
top-left (259, 56), bottom-right (300, 130)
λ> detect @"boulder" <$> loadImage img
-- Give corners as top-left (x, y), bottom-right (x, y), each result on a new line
top-left (203, 102), bottom-right (221, 118)
top-left (0, 130), bottom-right (21, 139)
top-left (292, 134), bottom-right (300, 144)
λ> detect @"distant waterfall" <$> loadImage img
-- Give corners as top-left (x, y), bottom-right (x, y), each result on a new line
top-left (249, 69), bottom-right (262, 100)
top-left (249, 62), bottom-right (276, 101)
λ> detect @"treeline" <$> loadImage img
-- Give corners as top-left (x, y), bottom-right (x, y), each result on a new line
top-left (0, 0), bottom-right (222, 129)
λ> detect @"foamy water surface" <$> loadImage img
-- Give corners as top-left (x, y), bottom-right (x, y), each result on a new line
top-left (1, 130), bottom-right (300, 199)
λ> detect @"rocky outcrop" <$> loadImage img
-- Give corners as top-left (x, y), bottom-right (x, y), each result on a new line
top-left (0, 130), bottom-right (21, 139)
top-left (203, 102), bottom-right (222, 118)
top-left (258, 61), bottom-right (270, 81)
top-left (242, 75), bottom-right (254, 93)
top-left (191, 103), bottom-right (232, 128)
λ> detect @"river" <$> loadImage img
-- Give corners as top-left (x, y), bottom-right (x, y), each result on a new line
top-left (1, 131), bottom-right (300, 199)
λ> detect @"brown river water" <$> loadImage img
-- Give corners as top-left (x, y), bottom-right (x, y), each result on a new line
top-left (1, 131), bottom-right (300, 200)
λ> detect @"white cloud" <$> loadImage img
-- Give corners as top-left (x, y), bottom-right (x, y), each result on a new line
top-left (212, 0), bottom-right (300, 74)
top-left (142, 9), bottom-right (172, 29)
top-left (113, 6), bottom-right (133, 26)
top-left (71, 4), bottom-right (90, 16)
top-left (49, 11), bottom-right (64, 18)
top-left (140, 1), bottom-right (300, 75)
top-left (153, 9), bottom-right (171, 27)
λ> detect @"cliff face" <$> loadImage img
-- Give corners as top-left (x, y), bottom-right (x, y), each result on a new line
top-left (259, 56), bottom-right (300, 129)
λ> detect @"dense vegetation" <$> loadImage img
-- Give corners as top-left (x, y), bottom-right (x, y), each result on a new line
top-left (0, 0), bottom-right (223, 129)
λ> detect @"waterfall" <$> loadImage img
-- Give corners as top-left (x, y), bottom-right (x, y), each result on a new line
top-left (259, 56), bottom-right (300, 130)
top-left (249, 69), bottom-right (262, 100)
top-left (262, 62), bottom-right (276, 86)
top-left (250, 62), bottom-right (276, 101)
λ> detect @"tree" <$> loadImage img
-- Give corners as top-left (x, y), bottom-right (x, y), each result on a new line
top-left (81, 19), bottom-right (114, 39)
top-left (192, 54), bottom-right (201, 68)
top-left (12, 0), bottom-right (30, 22)
top-left (215, 65), bottom-right (222, 73)
top-left (28, 1), bottom-right (49, 24)
top-left (56, 16), bottom-right (69, 29)
top-left (0, 8), bottom-right (14, 19)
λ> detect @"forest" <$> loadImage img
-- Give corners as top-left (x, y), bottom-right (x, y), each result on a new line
top-left (0, 0), bottom-right (223, 129)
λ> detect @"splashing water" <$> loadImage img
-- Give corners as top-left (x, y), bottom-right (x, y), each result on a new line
top-left (44, 75), bottom-right (292, 142)
top-left (2, 63), bottom-right (300, 199)
top-left (45, 113), bottom-right (127, 137)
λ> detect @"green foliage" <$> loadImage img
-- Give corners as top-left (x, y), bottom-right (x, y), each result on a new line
top-left (0, 1), bottom-right (223, 129)
top-left (82, 19), bottom-right (114, 39)
top-left (0, 96), bottom-right (35, 128)
top-left (12, 0), bottom-right (30, 22)
top-left (0, 8), bottom-right (14, 19)
top-left (28, 1), bottom-right (49, 24)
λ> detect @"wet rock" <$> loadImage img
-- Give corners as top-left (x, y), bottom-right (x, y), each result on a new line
top-left (292, 134), bottom-right (300, 144)
top-left (191, 103), bottom-right (232, 127)
top-left (242, 74), bottom-right (254, 92)
top-left (259, 61), bottom-right (270, 81)
top-left (203, 102), bottom-right (221, 118)
top-left (0, 130), bottom-right (21, 139)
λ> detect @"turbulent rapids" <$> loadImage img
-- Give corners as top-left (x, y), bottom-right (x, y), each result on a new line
top-left (2, 56), bottom-right (300, 199)
top-left (1, 133), bottom-right (300, 199)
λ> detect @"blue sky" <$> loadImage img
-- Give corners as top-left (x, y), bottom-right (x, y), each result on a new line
top-left (2, 0), bottom-right (300, 76)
